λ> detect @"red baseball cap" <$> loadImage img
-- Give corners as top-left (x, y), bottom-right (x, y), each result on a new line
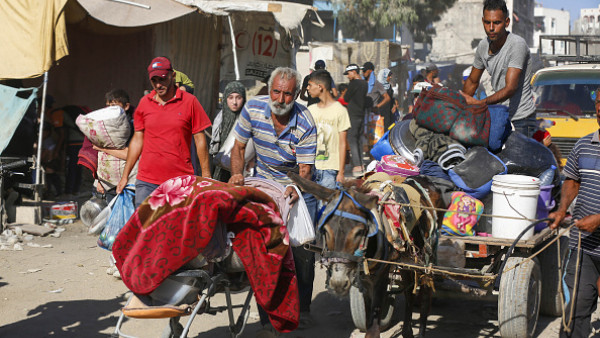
top-left (147, 57), bottom-right (173, 80)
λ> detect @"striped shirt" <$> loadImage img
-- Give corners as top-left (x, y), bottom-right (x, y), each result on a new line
top-left (564, 130), bottom-right (600, 257)
top-left (233, 96), bottom-right (317, 185)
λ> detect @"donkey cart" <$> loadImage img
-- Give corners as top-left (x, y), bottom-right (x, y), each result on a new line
top-left (376, 225), bottom-right (567, 338)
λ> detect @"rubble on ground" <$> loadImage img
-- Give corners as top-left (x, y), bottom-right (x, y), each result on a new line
top-left (0, 222), bottom-right (67, 251)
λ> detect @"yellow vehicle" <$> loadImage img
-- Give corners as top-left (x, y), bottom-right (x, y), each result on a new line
top-left (532, 63), bottom-right (600, 165)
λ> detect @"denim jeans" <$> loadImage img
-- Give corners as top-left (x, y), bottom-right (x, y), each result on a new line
top-left (259, 191), bottom-right (318, 324)
top-left (512, 116), bottom-right (537, 138)
top-left (134, 179), bottom-right (160, 208)
top-left (315, 169), bottom-right (338, 190)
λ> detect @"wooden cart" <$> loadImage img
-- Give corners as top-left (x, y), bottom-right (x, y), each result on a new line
top-left (426, 227), bottom-right (567, 337)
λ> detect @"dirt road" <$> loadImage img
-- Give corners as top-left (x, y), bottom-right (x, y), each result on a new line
top-left (0, 220), bottom-right (596, 337)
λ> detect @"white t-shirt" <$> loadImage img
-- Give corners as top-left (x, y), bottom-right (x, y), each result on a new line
top-left (308, 101), bottom-right (351, 171)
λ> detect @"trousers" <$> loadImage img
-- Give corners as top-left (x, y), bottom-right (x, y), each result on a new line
top-left (348, 115), bottom-right (365, 168)
top-left (560, 249), bottom-right (600, 338)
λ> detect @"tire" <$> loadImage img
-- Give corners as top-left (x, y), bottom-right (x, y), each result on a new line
top-left (350, 285), bottom-right (371, 332)
top-left (350, 285), bottom-right (397, 332)
top-left (539, 236), bottom-right (569, 316)
top-left (378, 292), bottom-right (398, 331)
top-left (498, 256), bottom-right (542, 338)
top-left (161, 318), bottom-right (184, 338)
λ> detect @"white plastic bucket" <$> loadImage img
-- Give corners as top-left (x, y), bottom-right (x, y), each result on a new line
top-left (491, 174), bottom-right (540, 240)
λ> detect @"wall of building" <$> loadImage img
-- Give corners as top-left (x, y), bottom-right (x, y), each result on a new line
top-left (509, 0), bottom-right (535, 46)
top-left (533, 6), bottom-right (570, 55)
top-left (430, 0), bottom-right (486, 64)
top-left (578, 5), bottom-right (600, 35)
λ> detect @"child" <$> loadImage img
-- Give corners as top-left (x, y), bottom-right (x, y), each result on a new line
top-left (91, 89), bottom-right (138, 203)
top-left (307, 70), bottom-right (351, 188)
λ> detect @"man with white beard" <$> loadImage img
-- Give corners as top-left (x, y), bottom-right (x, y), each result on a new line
top-left (229, 67), bottom-right (318, 336)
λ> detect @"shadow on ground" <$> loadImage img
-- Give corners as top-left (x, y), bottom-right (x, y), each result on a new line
top-left (192, 290), bottom-right (358, 338)
top-left (1, 296), bottom-right (124, 337)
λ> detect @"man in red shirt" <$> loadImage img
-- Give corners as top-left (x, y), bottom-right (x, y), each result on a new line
top-left (116, 57), bottom-right (211, 207)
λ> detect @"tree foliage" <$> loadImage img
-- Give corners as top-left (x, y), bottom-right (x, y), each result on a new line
top-left (333, 0), bottom-right (457, 41)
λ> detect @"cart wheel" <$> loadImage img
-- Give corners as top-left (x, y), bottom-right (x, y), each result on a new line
top-left (540, 237), bottom-right (569, 317)
top-left (498, 256), bottom-right (542, 338)
top-left (539, 236), bottom-right (569, 316)
top-left (378, 292), bottom-right (398, 331)
top-left (350, 285), bottom-right (372, 332)
top-left (161, 317), bottom-right (184, 338)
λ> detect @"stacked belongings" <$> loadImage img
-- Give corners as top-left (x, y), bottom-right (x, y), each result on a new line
top-left (367, 84), bottom-right (560, 238)
top-left (113, 176), bottom-right (300, 332)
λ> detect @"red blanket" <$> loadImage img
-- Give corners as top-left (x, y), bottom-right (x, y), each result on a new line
top-left (112, 175), bottom-right (299, 332)
top-left (77, 137), bottom-right (98, 179)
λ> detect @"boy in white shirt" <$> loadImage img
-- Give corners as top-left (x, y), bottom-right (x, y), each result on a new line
top-left (306, 70), bottom-right (351, 189)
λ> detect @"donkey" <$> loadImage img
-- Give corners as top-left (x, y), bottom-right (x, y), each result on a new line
top-left (289, 172), bottom-right (445, 338)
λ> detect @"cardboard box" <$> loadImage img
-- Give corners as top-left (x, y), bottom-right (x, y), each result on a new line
top-left (49, 201), bottom-right (78, 220)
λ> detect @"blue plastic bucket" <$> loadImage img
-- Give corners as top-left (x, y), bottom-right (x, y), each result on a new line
top-left (370, 130), bottom-right (394, 161)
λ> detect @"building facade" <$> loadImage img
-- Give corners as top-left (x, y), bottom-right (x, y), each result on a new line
top-left (430, 0), bottom-right (534, 64)
top-left (533, 5), bottom-right (570, 55)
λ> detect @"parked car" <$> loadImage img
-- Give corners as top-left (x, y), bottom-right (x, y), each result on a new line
top-left (532, 63), bottom-right (600, 165)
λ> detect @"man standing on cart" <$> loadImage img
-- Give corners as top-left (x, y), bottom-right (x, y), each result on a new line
top-left (550, 88), bottom-right (600, 338)
top-left (461, 0), bottom-right (536, 137)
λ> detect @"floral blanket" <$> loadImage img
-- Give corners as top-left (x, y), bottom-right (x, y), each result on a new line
top-left (112, 175), bottom-right (299, 332)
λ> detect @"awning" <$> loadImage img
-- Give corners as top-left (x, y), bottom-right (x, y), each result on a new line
top-left (76, 0), bottom-right (196, 27)
top-left (175, 0), bottom-right (314, 31)
top-left (0, 0), bottom-right (69, 80)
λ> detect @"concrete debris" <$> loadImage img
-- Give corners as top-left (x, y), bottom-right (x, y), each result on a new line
top-left (0, 222), bottom-right (67, 251)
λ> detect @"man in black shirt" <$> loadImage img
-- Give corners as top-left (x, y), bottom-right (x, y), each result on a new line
top-left (339, 64), bottom-right (368, 176)
top-left (300, 60), bottom-right (338, 106)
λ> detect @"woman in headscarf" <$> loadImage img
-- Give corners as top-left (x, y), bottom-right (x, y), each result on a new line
top-left (377, 68), bottom-right (395, 130)
top-left (210, 81), bottom-right (246, 182)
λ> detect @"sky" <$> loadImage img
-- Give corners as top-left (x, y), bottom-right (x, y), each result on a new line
top-left (537, 0), bottom-right (600, 27)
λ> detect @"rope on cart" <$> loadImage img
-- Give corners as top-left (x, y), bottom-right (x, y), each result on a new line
top-left (379, 200), bottom-right (538, 222)
top-left (364, 258), bottom-right (498, 282)
top-left (364, 223), bottom-right (574, 285)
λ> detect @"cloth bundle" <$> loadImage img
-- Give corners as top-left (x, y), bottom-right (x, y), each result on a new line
top-left (409, 119), bottom-right (466, 169)
top-left (76, 105), bottom-right (134, 187)
top-left (76, 105), bottom-right (131, 149)
top-left (413, 85), bottom-right (491, 147)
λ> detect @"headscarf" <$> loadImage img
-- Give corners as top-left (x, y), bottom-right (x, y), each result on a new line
top-left (377, 68), bottom-right (392, 90)
top-left (219, 81), bottom-right (246, 148)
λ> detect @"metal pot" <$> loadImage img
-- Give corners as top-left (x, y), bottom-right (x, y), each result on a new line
top-left (80, 195), bottom-right (108, 227)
